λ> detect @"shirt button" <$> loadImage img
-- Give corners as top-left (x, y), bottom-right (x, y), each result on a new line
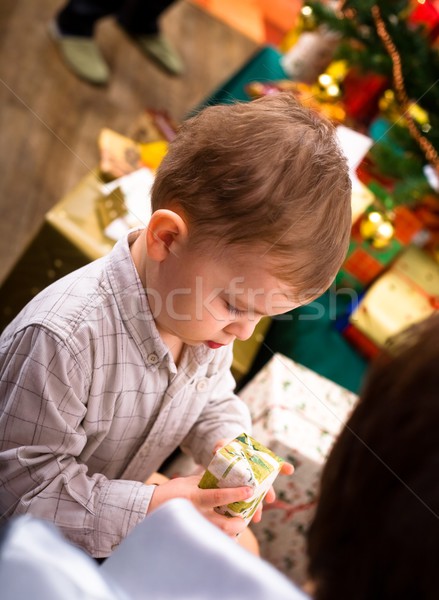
top-left (147, 352), bottom-right (159, 365)
top-left (196, 378), bottom-right (209, 392)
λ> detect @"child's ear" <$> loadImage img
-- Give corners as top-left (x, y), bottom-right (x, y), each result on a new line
top-left (146, 209), bottom-right (188, 261)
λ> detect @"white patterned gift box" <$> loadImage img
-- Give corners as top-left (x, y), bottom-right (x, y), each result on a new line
top-left (240, 354), bottom-right (358, 586)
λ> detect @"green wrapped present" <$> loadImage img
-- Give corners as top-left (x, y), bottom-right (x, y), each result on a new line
top-left (198, 433), bottom-right (284, 524)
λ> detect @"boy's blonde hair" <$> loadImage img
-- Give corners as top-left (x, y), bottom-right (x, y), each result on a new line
top-left (151, 93), bottom-right (352, 301)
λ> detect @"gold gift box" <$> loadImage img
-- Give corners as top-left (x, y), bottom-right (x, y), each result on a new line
top-left (350, 245), bottom-right (439, 348)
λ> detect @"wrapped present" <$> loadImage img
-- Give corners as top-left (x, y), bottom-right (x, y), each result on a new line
top-left (98, 128), bottom-right (168, 179)
top-left (392, 204), bottom-right (428, 245)
top-left (349, 245), bottom-right (439, 354)
top-left (98, 128), bottom-right (143, 178)
top-left (128, 108), bottom-right (178, 144)
top-left (198, 433), bottom-right (283, 525)
top-left (139, 140), bottom-right (168, 170)
top-left (336, 236), bottom-right (402, 293)
top-left (394, 244), bottom-right (439, 298)
top-left (99, 168), bottom-right (154, 242)
top-left (342, 322), bottom-right (380, 359)
top-left (239, 354), bottom-right (358, 585)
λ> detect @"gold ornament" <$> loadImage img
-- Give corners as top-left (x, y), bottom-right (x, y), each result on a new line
top-left (408, 102), bottom-right (431, 133)
top-left (325, 59), bottom-right (349, 81)
top-left (360, 210), bottom-right (395, 248)
top-left (312, 60), bottom-right (349, 102)
top-left (379, 89), bottom-right (431, 132)
top-left (314, 73), bottom-right (341, 101)
top-left (378, 89), bottom-right (400, 121)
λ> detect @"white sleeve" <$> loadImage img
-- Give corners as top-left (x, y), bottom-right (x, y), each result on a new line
top-left (0, 516), bottom-right (127, 600)
top-left (102, 499), bottom-right (310, 600)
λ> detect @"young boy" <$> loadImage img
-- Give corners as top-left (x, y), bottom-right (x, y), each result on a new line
top-left (0, 93), bottom-right (352, 557)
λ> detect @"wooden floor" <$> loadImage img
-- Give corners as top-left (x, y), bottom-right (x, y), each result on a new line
top-left (0, 0), bottom-right (258, 284)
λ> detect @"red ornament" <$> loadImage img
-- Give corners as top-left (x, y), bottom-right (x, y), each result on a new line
top-left (409, 0), bottom-right (439, 41)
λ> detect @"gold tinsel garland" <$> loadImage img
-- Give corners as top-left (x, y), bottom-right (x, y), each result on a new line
top-left (371, 5), bottom-right (439, 174)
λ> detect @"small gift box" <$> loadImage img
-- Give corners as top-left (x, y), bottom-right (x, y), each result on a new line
top-left (98, 128), bottom-right (143, 178)
top-left (198, 433), bottom-right (283, 525)
top-left (98, 128), bottom-right (168, 179)
top-left (337, 236), bottom-right (403, 293)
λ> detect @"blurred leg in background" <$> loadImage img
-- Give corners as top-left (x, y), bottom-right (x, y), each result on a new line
top-left (50, 0), bottom-right (183, 85)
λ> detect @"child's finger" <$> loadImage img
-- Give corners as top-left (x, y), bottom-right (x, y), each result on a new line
top-left (252, 504), bottom-right (263, 523)
top-left (209, 513), bottom-right (247, 537)
top-left (265, 486), bottom-right (276, 504)
top-left (196, 485), bottom-right (253, 509)
top-left (212, 438), bottom-right (230, 454)
top-left (280, 461), bottom-right (294, 475)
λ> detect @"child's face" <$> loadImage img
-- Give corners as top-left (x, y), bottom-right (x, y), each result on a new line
top-left (147, 244), bottom-right (299, 349)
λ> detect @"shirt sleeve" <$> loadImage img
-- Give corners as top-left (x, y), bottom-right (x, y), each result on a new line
top-left (0, 325), bottom-right (153, 557)
top-left (180, 346), bottom-right (252, 468)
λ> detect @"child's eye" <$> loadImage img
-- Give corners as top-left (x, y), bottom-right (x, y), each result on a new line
top-left (225, 302), bottom-right (246, 317)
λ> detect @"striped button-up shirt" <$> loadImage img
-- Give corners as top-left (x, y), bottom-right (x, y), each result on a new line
top-left (0, 230), bottom-right (251, 557)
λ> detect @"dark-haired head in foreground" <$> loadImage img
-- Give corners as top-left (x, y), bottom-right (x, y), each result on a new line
top-left (307, 314), bottom-right (439, 600)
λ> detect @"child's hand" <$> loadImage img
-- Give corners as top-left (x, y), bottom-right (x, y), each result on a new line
top-left (147, 475), bottom-right (253, 537)
top-left (213, 438), bottom-right (294, 524)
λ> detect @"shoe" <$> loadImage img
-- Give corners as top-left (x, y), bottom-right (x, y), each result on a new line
top-left (131, 33), bottom-right (184, 76)
top-left (48, 20), bottom-right (110, 85)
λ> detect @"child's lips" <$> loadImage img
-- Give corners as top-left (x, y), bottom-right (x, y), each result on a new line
top-left (206, 341), bottom-right (225, 349)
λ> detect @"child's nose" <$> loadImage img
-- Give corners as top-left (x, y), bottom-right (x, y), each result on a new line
top-left (225, 316), bottom-right (260, 341)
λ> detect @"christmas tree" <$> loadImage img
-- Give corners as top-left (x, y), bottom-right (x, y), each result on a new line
top-left (307, 0), bottom-right (439, 181)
